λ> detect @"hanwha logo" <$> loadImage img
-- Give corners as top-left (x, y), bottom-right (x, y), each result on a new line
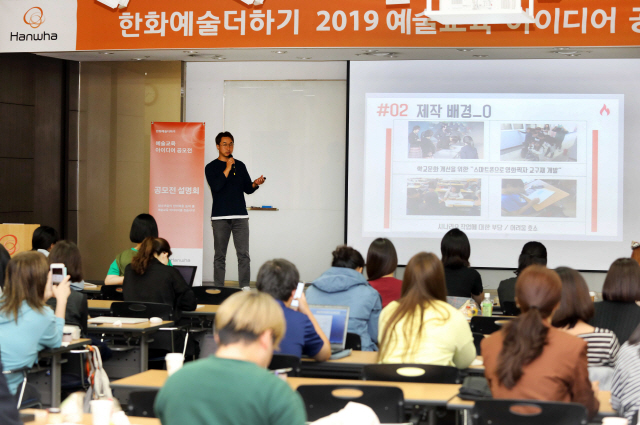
top-left (24, 7), bottom-right (45, 29)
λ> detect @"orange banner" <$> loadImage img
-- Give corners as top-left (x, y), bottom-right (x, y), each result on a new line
top-left (149, 122), bottom-right (205, 283)
top-left (76, 0), bottom-right (639, 50)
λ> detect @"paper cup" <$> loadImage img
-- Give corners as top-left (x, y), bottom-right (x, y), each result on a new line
top-left (602, 417), bottom-right (629, 425)
top-left (166, 353), bottom-right (184, 376)
top-left (90, 399), bottom-right (113, 425)
top-left (589, 291), bottom-right (596, 302)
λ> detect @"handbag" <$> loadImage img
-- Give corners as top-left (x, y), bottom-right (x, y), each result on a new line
top-left (83, 345), bottom-right (113, 413)
top-left (458, 376), bottom-right (492, 401)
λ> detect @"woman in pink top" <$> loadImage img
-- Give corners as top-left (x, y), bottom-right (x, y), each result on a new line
top-left (367, 238), bottom-right (403, 308)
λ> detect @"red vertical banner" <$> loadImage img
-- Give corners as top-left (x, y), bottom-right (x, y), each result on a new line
top-left (150, 122), bottom-right (205, 285)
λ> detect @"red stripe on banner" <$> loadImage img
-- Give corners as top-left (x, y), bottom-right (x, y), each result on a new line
top-left (592, 130), bottom-right (598, 233)
top-left (384, 129), bottom-right (392, 229)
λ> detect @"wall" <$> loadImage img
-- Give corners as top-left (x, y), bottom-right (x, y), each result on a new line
top-left (78, 61), bottom-right (182, 279)
top-left (0, 53), bottom-right (77, 242)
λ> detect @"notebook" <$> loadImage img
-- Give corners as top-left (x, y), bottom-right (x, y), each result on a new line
top-left (309, 305), bottom-right (350, 353)
top-left (174, 265), bottom-right (197, 287)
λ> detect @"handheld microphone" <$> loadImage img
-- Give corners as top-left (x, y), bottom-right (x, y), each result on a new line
top-left (229, 154), bottom-right (235, 175)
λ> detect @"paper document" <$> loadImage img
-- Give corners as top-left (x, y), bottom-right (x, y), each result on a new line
top-left (526, 188), bottom-right (554, 203)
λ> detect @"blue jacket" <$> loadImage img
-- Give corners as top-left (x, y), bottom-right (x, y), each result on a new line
top-left (306, 267), bottom-right (382, 351)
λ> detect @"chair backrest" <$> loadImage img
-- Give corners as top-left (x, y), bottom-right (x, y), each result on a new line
top-left (472, 399), bottom-right (588, 425)
top-left (345, 332), bottom-right (361, 351)
top-left (473, 332), bottom-right (485, 356)
top-left (268, 354), bottom-right (301, 377)
top-left (127, 390), bottom-right (159, 418)
top-left (100, 285), bottom-right (124, 301)
top-left (469, 316), bottom-right (514, 335)
top-left (110, 302), bottom-right (173, 320)
top-left (192, 286), bottom-right (241, 305)
top-left (363, 364), bottom-right (460, 384)
top-left (501, 301), bottom-right (521, 316)
top-left (296, 384), bottom-right (404, 423)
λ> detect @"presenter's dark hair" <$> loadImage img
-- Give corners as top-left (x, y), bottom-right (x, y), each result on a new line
top-left (515, 241), bottom-right (547, 276)
top-left (551, 267), bottom-right (594, 329)
top-left (332, 246), bottom-right (365, 270)
top-left (256, 259), bottom-right (300, 302)
top-left (131, 237), bottom-right (172, 275)
top-left (602, 258), bottom-right (640, 302)
top-left (0, 244), bottom-right (10, 290)
top-left (31, 226), bottom-right (59, 251)
top-left (215, 131), bottom-right (234, 145)
top-left (441, 228), bottom-right (470, 269)
top-left (48, 240), bottom-right (83, 283)
top-left (129, 214), bottom-right (159, 244)
top-left (496, 265), bottom-right (561, 389)
top-left (366, 238), bottom-right (398, 281)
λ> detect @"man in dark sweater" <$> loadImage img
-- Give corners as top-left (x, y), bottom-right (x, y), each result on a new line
top-left (205, 132), bottom-right (265, 287)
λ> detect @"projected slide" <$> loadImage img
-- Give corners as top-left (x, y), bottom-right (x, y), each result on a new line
top-left (362, 94), bottom-right (622, 241)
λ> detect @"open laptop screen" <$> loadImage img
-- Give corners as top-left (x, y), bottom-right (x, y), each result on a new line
top-left (309, 305), bottom-right (349, 349)
top-left (174, 265), bottom-right (197, 287)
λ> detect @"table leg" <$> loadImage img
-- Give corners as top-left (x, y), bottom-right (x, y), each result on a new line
top-left (51, 353), bottom-right (62, 407)
top-left (140, 334), bottom-right (149, 373)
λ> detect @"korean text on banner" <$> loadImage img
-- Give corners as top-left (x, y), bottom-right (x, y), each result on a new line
top-left (150, 122), bottom-right (205, 285)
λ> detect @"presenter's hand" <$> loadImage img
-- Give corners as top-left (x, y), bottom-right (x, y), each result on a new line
top-left (253, 175), bottom-right (266, 187)
top-left (225, 157), bottom-right (235, 171)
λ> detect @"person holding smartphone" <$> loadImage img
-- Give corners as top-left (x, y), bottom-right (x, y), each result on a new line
top-left (256, 259), bottom-right (331, 361)
top-left (0, 251), bottom-right (71, 398)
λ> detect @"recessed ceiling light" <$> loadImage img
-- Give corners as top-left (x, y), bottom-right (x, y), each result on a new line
top-left (212, 57), bottom-right (226, 60)
top-left (554, 47), bottom-right (572, 50)
top-left (457, 49), bottom-right (473, 52)
top-left (363, 49), bottom-right (378, 53)
top-left (131, 58), bottom-right (144, 61)
top-left (272, 50), bottom-right (287, 54)
top-left (297, 57), bottom-right (311, 60)
top-left (362, 52), bottom-right (397, 57)
top-left (567, 54), bottom-right (581, 57)
top-left (473, 55), bottom-right (488, 58)
top-left (183, 51), bottom-right (198, 54)
top-left (99, 52), bottom-right (114, 55)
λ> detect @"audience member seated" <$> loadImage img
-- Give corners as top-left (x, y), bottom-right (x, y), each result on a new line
top-left (0, 245), bottom-right (9, 292)
top-left (0, 353), bottom-right (20, 425)
top-left (482, 265), bottom-right (599, 419)
top-left (122, 237), bottom-right (196, 320)
top-left (366, 238), bottom-right (402, 308)
top-left (256, 259), bottom-right (331, 361)
top-left (0, 251), bottom-right (70, 396)
top-left (611, 323), bottom-right (640, 422)
top-left (31, 226), bottom-right (59, 257)
top-left (460, 136), bottom-right (479, 159)
top-left (552, 267), bottom-right (619, 367)
top-left (441, 228), bottom-right (484, 307)
top-left (590, 258), bottom-right (640, 344)
top-left (307, 246), bottom-right (382, 352)
top-left (378, 252), bottom-right (476, 368)
top-left (46, 241), bottom-right (89, 336)
top-left (497, 241), bottom-right (547, 306)
top-left (105, 213), bottom-right (172, 285)
top-left (154, 291), bottom-right (306, 425)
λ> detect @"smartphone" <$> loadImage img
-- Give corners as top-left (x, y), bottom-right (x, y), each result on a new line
top-left (290, 282), bottom-right (305, 308)
top-left (50, 263), bottom-right (67, 285)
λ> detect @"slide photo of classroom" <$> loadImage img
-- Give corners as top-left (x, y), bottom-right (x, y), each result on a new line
top-left (407, 177), bottom-right (482, 216)
top-left (499, 123), bottom-right (579, 162)
top-left (501, 178), bottom-right (577, 217)
top-left (407, 121), bottom-right (484, 160)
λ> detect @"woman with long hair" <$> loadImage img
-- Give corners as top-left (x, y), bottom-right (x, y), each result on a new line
top-left (0, 251), bottom-right (71, 396)
top-left (482, 265), bottom-right (599, 418)
top-left (441, 228), bottom-right (484, 306)
top-left (367, 238), bottom-right (402, 308)
top-left (123, 237), bottom-right (196, 319)
top-left (378, 252), bottom-right (475, 367)
top-left (497, 241), bottom-right (547, 305)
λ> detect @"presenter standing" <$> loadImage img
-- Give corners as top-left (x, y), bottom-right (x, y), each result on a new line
top-left (205, 132), bottom-right (265, 288)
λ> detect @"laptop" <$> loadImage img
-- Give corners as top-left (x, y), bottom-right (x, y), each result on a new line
top-left (309, 305), bottom-right (350, 355)
top-left (174, 265), bottom-right (197, 287)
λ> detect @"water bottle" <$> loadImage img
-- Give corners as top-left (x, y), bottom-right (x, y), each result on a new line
top-left (481, 293), bottom-right (493, 317)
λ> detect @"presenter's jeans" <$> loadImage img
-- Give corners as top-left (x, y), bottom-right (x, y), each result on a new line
top-left (211, 218), bottom-right (250, 287)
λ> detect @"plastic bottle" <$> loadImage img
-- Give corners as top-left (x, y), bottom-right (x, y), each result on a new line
top-left (469, 300), bottom-right (479, 316)
top-left (481, 293), bottom-right (493, 317)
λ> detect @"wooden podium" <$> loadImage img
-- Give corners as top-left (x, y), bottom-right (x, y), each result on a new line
top-left (0, 224), bottom-right (40, 256)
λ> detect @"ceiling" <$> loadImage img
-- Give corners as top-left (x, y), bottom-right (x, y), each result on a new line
top-left (37, 46), bottom-right (640, 62)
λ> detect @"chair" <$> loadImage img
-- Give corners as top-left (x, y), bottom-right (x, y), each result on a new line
top-left (296, 384), bottom-right (404, 423)
top-left (2, 366), bottom-right (30, 408)
top-left (192, 286), bottom-right (241, 305)
top-left (469, 316), bottom-right (514, 335)
top-left (100, 285), bottom-right (124, 301)
top-left (501, 301), bottom-right (521, 316)
top-left (345, 333), bottom-right (361, 351)
top-left (471, 399), bottom-right (588, 425)
top-left (127, 390), bottom-right (159, 417)
top-left (110, 301), bottom-right (174, 320)
top-left (363, 364), bottom-right (460, 384)
top-left (268, 354), bottom-right (301, 377)
top-left (473, 332), bottom-right (485, 356)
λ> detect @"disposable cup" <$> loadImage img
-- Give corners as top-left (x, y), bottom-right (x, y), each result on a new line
top-left (90, 399), bottom-right (113, 425)
top-left (602, 417), bottom-right (628, 425)
top-left (166, 353), bottom-right (184, 376)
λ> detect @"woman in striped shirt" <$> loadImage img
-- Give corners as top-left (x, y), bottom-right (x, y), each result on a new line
top-left (552, 267), bottom-right (620, 367)
top-left (612, 324), bottom-right (640, 422)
